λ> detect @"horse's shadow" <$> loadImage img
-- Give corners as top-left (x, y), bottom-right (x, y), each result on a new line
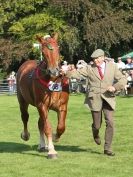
top-left (0, 142), bottom-right (31, 153)
top-left (0, 142), bottom-right (102, 155)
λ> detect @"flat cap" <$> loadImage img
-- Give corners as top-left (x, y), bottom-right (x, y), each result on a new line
top-left (91, 49), bottom-right (105, 58)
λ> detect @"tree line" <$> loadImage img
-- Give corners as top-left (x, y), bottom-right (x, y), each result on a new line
top-left (0, 0), bottom-right (133, 76)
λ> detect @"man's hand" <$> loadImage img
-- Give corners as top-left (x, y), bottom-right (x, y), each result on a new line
top-left (107, 86), bottom-right (116, 92)
top-left (68, 64), bottom-right (76, 71)
top-left (60, 64), bottom-right (76, 76)
top-left (59, 69), bottom-right (65, 76)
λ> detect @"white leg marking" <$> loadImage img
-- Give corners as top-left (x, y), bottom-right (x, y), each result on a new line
top-left (38, 133), bottom-right (48, 150)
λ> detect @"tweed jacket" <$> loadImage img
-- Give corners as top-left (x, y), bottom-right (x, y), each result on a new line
top-left (66, 60), bottom-right (127, 111)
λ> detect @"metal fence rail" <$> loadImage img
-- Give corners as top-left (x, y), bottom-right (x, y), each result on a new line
top-left (0, 79), bottom-right (16, 95)
top-left (0, 78), bottom-right (87, 95)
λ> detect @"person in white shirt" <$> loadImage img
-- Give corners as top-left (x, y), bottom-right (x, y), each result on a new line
top-left (117, 57), bottom-right (125, 69)
top-left (76, 60), bottom-right (87, 92)
top-left (61, 61), bottom-right (69, 74)
top-left (7, 71), bottom-right (16, 94)
top-left (125, 56), bottom-right (133, 68)
top-left (124, 56), bottom-right (133, 94)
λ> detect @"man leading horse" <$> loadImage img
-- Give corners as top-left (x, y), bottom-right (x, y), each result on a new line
top-left (62, 49), bottom-right (127, 156)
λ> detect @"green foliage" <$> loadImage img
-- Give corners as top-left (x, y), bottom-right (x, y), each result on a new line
top-left (110, 0), bottom-right (133, 9)
top-left (60, 27), bottom-right (80, 61)
top-left (10, 13), bottom-right (66, 40)
top-left (0, 38), bottom-right (32, 72)
top-left (52, 0), bottom-right (133, 57)
top-left (0, 0), bottom-right (133, 72)
top-left (8, 22), bottom-right (25, 33)
top-left (0, 0), bottom-right (80, 71)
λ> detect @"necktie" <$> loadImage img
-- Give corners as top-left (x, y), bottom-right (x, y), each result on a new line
top-left (97, 66), bottom-right (104, 79)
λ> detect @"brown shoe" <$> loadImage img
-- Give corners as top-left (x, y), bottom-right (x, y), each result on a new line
top-left (104, 150), bottom-right (115, 156)
top-left (94, 136), bottom-right (101, 145)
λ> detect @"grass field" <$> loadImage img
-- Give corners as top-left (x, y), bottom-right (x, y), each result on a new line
top-left (0, 94), bottom-right (133, 177)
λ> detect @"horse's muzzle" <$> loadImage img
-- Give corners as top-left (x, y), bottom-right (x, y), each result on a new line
top-left (49, 67), bottom-right (60, 77)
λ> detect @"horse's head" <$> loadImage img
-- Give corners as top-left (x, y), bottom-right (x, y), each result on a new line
top-left (36, 33), bottom-right (60, 77)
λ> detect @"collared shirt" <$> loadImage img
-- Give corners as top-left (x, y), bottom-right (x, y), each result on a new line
top-left (99, 62), bottom-right (106, 75)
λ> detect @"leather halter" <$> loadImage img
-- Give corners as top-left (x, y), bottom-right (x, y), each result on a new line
top-left (35, 66), bottom-right (49, 88)
top-left (35, 62), bottom-right (69, 91)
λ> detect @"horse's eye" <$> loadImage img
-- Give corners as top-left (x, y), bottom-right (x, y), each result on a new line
top-left (47, 44), bottom-right (53, 50)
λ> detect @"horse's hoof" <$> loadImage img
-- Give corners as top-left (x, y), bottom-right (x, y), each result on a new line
top-left (47, 154), bottom-right (58, 159)
top-left (21, 132), bottom-right (30, 141)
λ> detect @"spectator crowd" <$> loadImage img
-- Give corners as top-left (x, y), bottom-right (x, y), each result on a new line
top-left (3, 54), bottom-right (133, 95)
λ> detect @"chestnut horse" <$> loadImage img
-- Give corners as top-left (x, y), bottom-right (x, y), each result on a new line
top-left (17, 33), bottom-right (69, 159)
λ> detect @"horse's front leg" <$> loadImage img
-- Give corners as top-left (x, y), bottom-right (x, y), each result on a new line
top-left (37, 104), bottom-right (58, 159)
top-left (38, 117), bottom-right (48, 152)
top-left (53, 108), bottom-right (67, 142)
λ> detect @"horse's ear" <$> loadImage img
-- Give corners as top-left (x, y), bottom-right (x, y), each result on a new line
top-left (53, 33), bottom-right (58, 41)
top-left (36, 35), bottom-right (44, 44)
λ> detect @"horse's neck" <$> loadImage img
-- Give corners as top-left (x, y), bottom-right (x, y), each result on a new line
top-left (38, 61), bottom-right (47, 69)
top-left (37, 61), bottom-right (49, 78)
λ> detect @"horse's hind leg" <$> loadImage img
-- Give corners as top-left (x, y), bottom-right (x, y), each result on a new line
top-left (53, 109), bottom-right (67, 142)
top-left (18, 94), bottom-right (30, 141)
